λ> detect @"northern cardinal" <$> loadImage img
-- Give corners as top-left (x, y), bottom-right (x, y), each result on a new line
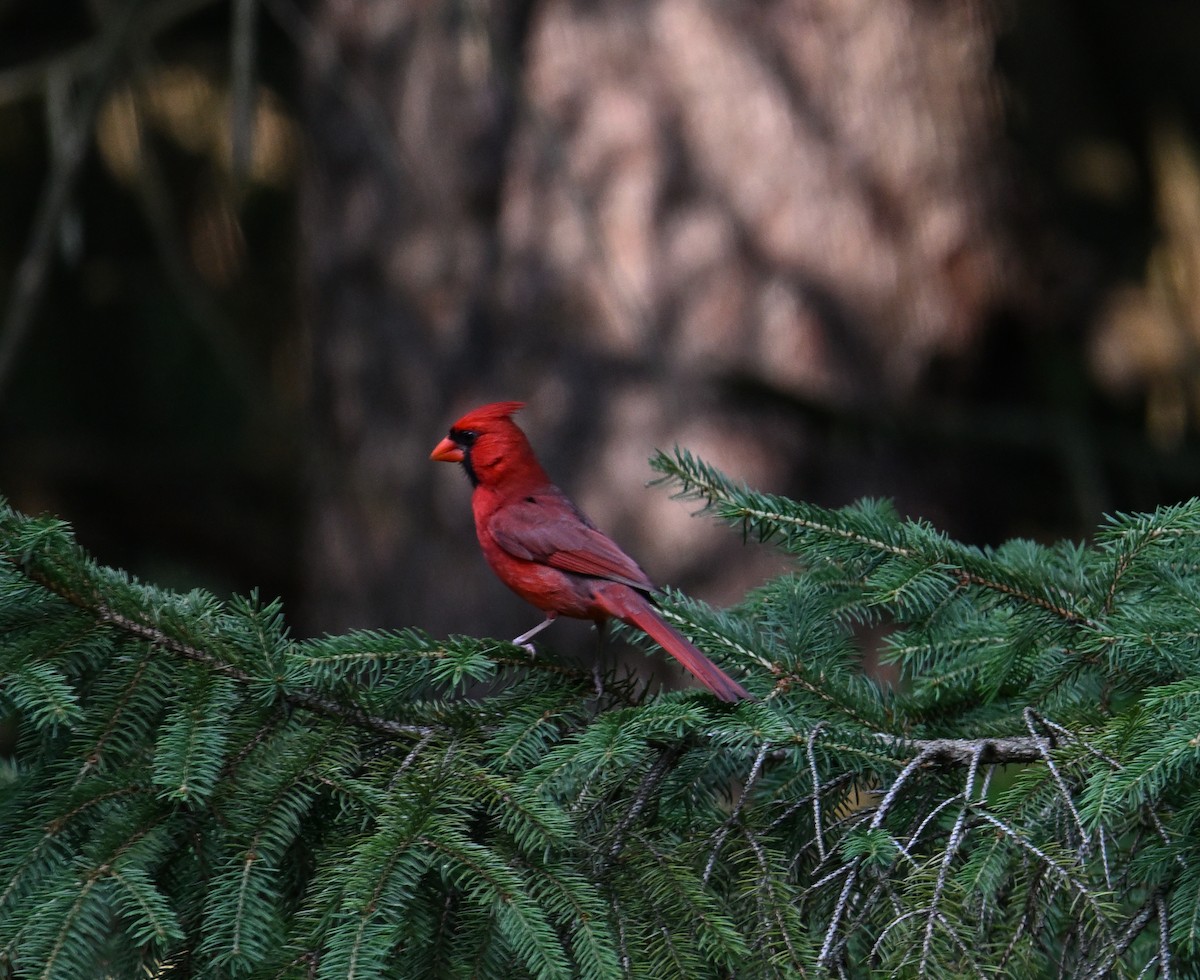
top-left (430, 401), bottom-right (751, 701)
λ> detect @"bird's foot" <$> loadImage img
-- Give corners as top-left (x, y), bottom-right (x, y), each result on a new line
top-left (512, 614), bottom-right (556, 650)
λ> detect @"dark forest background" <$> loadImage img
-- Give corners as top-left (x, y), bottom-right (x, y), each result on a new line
top-left (3, 0), bottom-right (1200, 688)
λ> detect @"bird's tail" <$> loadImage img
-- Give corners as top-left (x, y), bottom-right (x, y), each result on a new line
top-left (616, 594), bottom-right (752, 702)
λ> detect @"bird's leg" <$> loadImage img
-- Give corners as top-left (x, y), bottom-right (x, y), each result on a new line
top-left (592, 619), bottom-right (608, 700)
top-left (512, 613), bottom-right (557, 653)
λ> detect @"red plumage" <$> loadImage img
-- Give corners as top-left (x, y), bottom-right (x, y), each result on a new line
top-left (431, 401), bottom-right (751, 702)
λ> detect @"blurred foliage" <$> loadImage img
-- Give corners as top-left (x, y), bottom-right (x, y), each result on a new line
top-left (2, 0), bottom-right (1200, 619)
top-left (0, 0), bottom-right (301, 600)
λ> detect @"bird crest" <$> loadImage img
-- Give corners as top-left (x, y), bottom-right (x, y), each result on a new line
top-left (449, 401), bottom-right (526, 431)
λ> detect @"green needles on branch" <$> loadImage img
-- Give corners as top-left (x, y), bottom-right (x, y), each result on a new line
top-left (3, 450), bottom-right (1200, 977)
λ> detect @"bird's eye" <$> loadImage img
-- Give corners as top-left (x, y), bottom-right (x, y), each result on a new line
top-left (451, 428), bottom-right (479, 446)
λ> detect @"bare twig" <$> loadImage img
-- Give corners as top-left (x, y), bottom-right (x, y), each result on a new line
top-left (931, 910), bottom-right (986, 979)
top-left (996, 873), bottom-right (1039, 974)
top-left (229, 0), bottom-right (258, 188)
top-left (868, 907), bottom-right (926, 961)
top-left (606, 743), bottom-right (683, 860)
top-left (807, 723), bottom-right (828, 862)
top-left (1156, 890), bottom-right (1172, 980)
top-left (1147, 805), bottom-right (1187, 870)
top-left (0, 0), bottom-right (220, 106)
top-left (1080, 891), bottom-right (1160, 980)
top-left (703, 740), bottom-right (771, 884)
top-left (258, 0), bottom-right (418, 193)
top-left (875, 732), bottom-right (1046, 765)
top-left (1023, 708), bottom-right (1089, 856)
top-left (971, 810), bottom-right (1107, 923)
top-left (1032, 713), bottom-right (1122, 769)
top-left (904, 791), bottom-right (967, 860)
top-left (740, 827), bottom-right (804, 970)
top-left (0, 0), bottom-right (144, 401)
top-left (817, 860), bottom-right (861, 973)
top-left (872, 746), bottom-right (940, 830)
top-left (817, 746), bottom-right (940, 971)
top-left (609, 893), bottom-right (631, 978)
top-left (766, 771), bottom-right (855, 833)
top-left (1098, 826), bottom-right (1113, 891)
top-left (388, 730), bottom-right (438, 787)
top-left (920, 743), bottom-right (982, 974)
top-left (119, 72), bottom-right (265, 404)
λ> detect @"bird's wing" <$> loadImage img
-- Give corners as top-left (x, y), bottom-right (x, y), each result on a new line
top-left (487, 492), bottom-right (656, 592)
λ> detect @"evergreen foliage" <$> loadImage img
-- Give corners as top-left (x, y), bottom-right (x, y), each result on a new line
top-left (2, 448), bottom-right (1199, 977)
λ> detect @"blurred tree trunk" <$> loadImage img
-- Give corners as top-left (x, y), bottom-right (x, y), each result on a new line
top-left (298, 0), bottom-right (534, 637)
top-left (298, 0), bottom-right (1043, 655)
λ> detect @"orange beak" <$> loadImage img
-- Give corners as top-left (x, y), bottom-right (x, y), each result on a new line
top-left (430, 436), bottom-right (464, 463)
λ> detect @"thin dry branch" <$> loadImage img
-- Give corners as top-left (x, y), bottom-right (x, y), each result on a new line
top-left (703, 740), bottom-right (772, 883)
top-left (0, 0), bottom-right (220, 106)
top-left (229, 0), bottom-right (258, 187)
top-left (0, 0), bottom-right (143, 401)
top-left (606, 743), bottom-right (685, 861)
top-left (1080, 890), bottom-right (1162, 980)
top-left (877, 732), bottom-right (1047, 765)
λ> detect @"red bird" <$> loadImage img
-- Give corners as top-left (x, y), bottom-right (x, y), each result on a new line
top-left (431, 401), bottom-right (751, 702)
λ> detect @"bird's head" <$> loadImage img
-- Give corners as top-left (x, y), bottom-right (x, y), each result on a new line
top-left (430, 401), bottom-right (547, 489)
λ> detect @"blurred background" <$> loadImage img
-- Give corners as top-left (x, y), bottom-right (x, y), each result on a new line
top-left (3, 0), bottom-right (1200, 680)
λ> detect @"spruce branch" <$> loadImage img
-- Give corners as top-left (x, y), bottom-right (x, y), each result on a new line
top-left (82, 591), bottom-right (434, 741)
top-left (651, 447), bottom-right (1097, 628)
top-left (5, 470), bottom-right (1200, 974)
top-left (2, 529), bottom-right (528, 748)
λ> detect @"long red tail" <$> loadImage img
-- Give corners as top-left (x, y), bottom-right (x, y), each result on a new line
top-left (614, 593), bottom-right (751, 702)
